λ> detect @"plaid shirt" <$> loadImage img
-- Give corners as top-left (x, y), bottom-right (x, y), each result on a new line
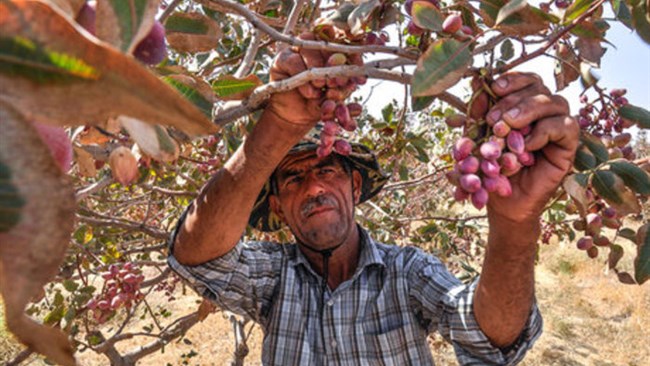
top-left (168, 227), bottom-right (542, 365)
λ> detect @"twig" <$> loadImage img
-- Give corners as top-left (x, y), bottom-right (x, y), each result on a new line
top-left (281, 0), bottom-right (307, 47)
top-left (6, 349), bottom-right (33, 366)
top-left (77, 215), bottom-right (169, 239)
top-left (234, 29), bottom-right (262, 78)
top-left (158, 0), bottom-right (183, 23)
top-left (76, 175), bottom-right (113, 201)
top-left (396, 214), bottom-right (486, 223)
top-left (497, 0), bottom-right (607, 74)
top-left (213, 64), bottom-right (411, 125)
top-left (206, 0), bottom-right (419, 59)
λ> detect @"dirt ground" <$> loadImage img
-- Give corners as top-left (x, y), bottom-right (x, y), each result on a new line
top-left (2, 237), bottom-right (649, 365)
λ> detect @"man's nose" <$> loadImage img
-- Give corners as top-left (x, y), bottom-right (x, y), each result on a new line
top-left (302, 171), bottom-right (326, 197)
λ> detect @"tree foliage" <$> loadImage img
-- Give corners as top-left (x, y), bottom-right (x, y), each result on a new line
top-left (0, 0), bottom-right (649, 364)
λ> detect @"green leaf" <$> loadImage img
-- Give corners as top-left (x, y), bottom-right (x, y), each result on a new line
top-left (581, 134), bottom-right (609, 163)
top-left (635, 223), bottom-right (650, 284)
top-left (609, 161), bottom-right (650, 195)
top-left (382, 103), bottom-right (394, 123)
top-left (591, 170), bottom-right (641, 215)
top-left (411, 1), bottom-right (444, 31)
top-left (0, 161), bottom-right (25, 233)
top-left (500, 39), bottom-right (514, 60)
top-left (412, 96), bottom-right (436, 112)
top-left (163, 77), bottom-right (213, 118)
top-left (44, 305), bottom-right (65, 325)
top-left (62, 280), bottom-right (79, 292)
top-left (106, 0), bottom-right (149, 52)
top-left (591, 170), bottom-right (622, 204)
top-left (496, 0), bottom-right (528, 26)
top-left (212, 75), bottom-right (262, 100)
top-left (563, 0), bottom-right (594, 23)
top-left (631, 1), bottom-right (650, 45)
top-left (0, 36), bottom-right (100, 84)
top-left (412, 39), bottom-right (472, 97)
top-left (618, 104), bottom-right (650, 129)
top-left (611, 0), bottom-right (633, 29)
top-left (574, 146), bottom-right (596, 171)
top-left (608, 244), bottom-right (624, 269)
top-left (618, 227), bottom-right (637, 243)
top-left (165, 13), bottom-right (210, 34)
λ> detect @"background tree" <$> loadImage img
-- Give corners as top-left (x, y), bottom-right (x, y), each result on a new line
top-left (0, 0), bottom-right (649, 364)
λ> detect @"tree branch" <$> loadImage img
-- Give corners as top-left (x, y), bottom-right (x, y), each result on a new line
top-left (205, 0), bottom-right (419, 59)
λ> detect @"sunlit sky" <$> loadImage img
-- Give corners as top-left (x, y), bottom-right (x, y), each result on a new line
top-left (359, 19), bottom-right (650, 118)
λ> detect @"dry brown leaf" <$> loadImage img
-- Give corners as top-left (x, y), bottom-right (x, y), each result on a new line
top-left (0, 102), bottom-right (77, 366)
top-left (78, 126), bottom-right (111, 145)
top-left (96, 0), bottom-right (161, 53)
top-left (165, 12), bottom-right (223, 53)
top-left (74, 146), bottom-right (97, 177)
top-left (0, 0), bottom-right (216, 136)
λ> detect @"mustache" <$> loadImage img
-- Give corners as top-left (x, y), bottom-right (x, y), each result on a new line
top-left (300, 194), bottom-right (337, 217)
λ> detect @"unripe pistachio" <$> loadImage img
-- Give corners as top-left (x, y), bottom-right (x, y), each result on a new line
top-left (460, 174), bottom-right (482, 193)
top-left (453, 137), bottom-right (475, 161)
top-left (593, 235), bottom-right (611, 247)
top-left (109, 146), bottom-right (139, 185)
top-left (499, 152), bottom-right (521, 170)
top-left (458, 156), bottom-right (480, 174)
top-left (333, 139), bottom-right (352, 156)
top-left (327, 53), bottom-right (347, 67)
top-left (480, 141), bottom-right (502, 160)
top-left (608, 147), bottom-right (623, 159)
top-left (442, 13), bottom-right (463, 34)
top-left (322, 120), bottom-right (339, 135)
top-left (454, 186), bottom-right (469, 201)
top-left (577, 236), bottom-right (594, 250)
top-left (347, 103), bottom-right (363, 117)
top-left (407, 20), bottom-right (424, 36)
top-left (517, 151), bottom-right (535, 167)
top-left (492, 120), bottom-right (511, 137)
top-left (480, 159), bottom-right (500, 177)
top-left (471, 188), bottom-right (489, 210)
top-left (613, 133), bottom-right (631, 147)
top-left (445, 114), bottom-right (467, 128)
top-left (587, 245), bottom-right (599, 258)
top-left (507, 130), bottom-right (525, 154)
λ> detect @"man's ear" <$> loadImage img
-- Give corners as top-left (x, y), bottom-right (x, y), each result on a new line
top-left (352, 170), bottom-right (362, 204)
top-left (268, 195), bottom-right (286, 222)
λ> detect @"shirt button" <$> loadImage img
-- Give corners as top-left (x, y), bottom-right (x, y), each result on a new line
top-left (327, 299), bottom-right (334, 307)
top-left (331, 339), bottom-right (337, 348)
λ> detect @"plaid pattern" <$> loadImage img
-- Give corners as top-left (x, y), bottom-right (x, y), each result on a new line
top-left (168, 228), bottom-right (542, 365)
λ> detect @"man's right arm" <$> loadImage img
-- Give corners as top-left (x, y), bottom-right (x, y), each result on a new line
top-left (172, 45), bottom-right (328, 265)
top-left (172, 111), bottom-right (312, 265)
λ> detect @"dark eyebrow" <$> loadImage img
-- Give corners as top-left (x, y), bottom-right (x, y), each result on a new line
top-left (277, 155), bottom-right (340, 182)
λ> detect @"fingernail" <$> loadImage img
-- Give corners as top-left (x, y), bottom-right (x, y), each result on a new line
top-left (487, 109), bottom-right (501, 123)
top-left (496, 78), bottom-right (508, 89)
top-left (506, 107), bottom-right (520, 119)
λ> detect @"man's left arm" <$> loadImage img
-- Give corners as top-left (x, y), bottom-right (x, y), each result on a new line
top-left (472, 73), bottom-right (580, 348)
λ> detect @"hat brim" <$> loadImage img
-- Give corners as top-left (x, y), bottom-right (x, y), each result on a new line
top-left (248, 141), bottom-right (389, 232)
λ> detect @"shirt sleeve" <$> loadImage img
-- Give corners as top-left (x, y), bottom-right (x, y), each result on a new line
top-left (407, 250), bottom-right (543, 365)
top-left (166, 209), bottom-right (284, 324)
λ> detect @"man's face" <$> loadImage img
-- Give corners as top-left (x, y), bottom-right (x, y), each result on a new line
top-left (269, 151), bottom-right (362, 249)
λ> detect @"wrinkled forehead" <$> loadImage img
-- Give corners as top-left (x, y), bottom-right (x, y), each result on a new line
top-left (276, 150), bottom-right (343, 175)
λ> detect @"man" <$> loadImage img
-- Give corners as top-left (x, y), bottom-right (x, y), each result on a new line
top-left (167, 46), bottom-right (580, 365)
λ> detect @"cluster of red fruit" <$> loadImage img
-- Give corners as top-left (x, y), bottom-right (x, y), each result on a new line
top-left (570, 204), bottom-right (621, 258)
top-left (577, 88), bottom-right (637, 161)
top-left (75, 1), bottom-right (167, 65)
top-left (85, 262), bottom-right (145, 324)
top-left (445, 114), bottom-right (534, 209)
top-left (304, 26), bottom-right (378, 157)
top-left (404, 0), bottom-right (471, 36)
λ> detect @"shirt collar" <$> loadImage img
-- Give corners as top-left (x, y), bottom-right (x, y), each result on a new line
top-left (291, 225), bottom-right (386, 275)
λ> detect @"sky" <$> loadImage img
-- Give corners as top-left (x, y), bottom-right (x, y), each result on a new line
top-left (359, 18), bottom-right (650, 118)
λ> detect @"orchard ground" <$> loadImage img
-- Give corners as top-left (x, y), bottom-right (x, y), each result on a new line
top-left (1, 223), bottom-right (649, 365)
